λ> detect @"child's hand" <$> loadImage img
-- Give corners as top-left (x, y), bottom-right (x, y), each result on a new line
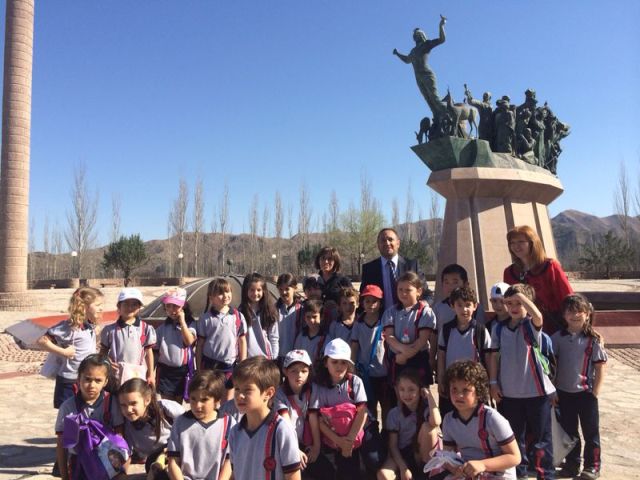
top-left (490, 384), bottom-right (502, 403)
top-left (336, 437), bottom-right (353, 457)
top-left (395, 352), bottom-right (408, 365)
top-left (550, 393), bottom-right (559, 407)
top-left (461, 459), bottom-right (486, 477)
top-left (177, 309), bottom-right (186, 324)
top-left (147, 373), bottom-right (156, 388)
top-left (308, 444), bottom-right (320, 463)
top-left (62, 346), bottom-right (76, 359)
top-left (298, 449), bottom-right (308, 470)
top-left (400, 467), bottom-right (413, 480)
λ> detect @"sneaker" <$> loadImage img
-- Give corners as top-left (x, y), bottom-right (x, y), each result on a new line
top-left (558, 464), bottom-right (580, 478)
top-left (579, 468), bottom-right (600, 480)
top-left (52, 460), bottom-right (61, 477)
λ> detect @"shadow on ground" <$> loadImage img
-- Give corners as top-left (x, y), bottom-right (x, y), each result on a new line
top-left (0, 440), bottom-right (55, 468)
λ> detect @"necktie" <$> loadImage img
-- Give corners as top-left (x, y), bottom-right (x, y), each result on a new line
top-left (387, 260), bottom-right (398, 304)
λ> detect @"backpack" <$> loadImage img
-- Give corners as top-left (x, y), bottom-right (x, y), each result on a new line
top-left (495, 318), bottom-right (556, 382)
top-left (111, 320), bottom-right (149, 386)
top-left (441, 319), bottom-right (488, 367)
top-left (261, 414), bottom-right (283, 480)
top-left (286, 387), bottom-right (313, 446)
top-left (318, 374), bottom-right (364, 450)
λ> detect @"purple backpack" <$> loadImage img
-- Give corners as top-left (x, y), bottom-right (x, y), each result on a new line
top-left (63, 414), bottom-right (130, 480)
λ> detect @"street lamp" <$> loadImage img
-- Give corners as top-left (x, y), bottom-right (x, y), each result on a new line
top-left (70, 251), bottom-right (78, 278)
top-left (271, 253), bottom-right (277, 275)
top-left (178, 252), bottom-right (184, 278)
top-left (359, 253), bottom-right (365, 276)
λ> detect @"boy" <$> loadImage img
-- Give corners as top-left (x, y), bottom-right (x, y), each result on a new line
top-left (437, 286), bottom-right (491, 416)
top-left (488, 284), bottom-right (556, 480)
top-left (229, 357), bottom-right (301, 480)
top-left (329, 287), bottom-right (359, 343)
top-left (486, 281), bottom-right (511, 334)
top-left (433, 264), bottom-right (487, 330)
top-left (100, 287), bottom-right (156, 387)
top-left (293, 299), bottom-right (327, 362)
top-left (276, 273), bottom-right (302, 366)
top-left (167, 370), bottom-right (234, 480)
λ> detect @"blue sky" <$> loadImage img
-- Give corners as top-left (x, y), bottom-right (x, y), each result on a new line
top-left (2, 1), bottom-right (639, 249)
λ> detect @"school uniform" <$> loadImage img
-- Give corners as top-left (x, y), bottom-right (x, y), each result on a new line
top-left (100, 317), bottom-right (156, 365)
top-left (46, 320), bottom-right (97, 408)
top-left (442, 404), bottom-right (517, 480)
top-left (196, 307), bottom-right (246, 371)
top-left (276, 300), bottom-right (302, 362)
top-left (350, 315), bottom-right (387, 415)
top-left (228, 410), bottom-right (301, 480)
top-left (218, 399), bottom-right (243, 424)
top-left (167, 411), bottom-right (235, 480)
top-left (382, 302), bottom-right (436, 385)
top-left (490, 317), bottom-right (555, 479)
top-left (154, 318), bottom-right (196, 397)
top-left (246, 311), bottom-right (279, 360)
top-left (385, 404), bottom-right (428, 477)
top-left (328, 316), bottom-right (355, 344)
top-left (551, 329), bottom-right (607, 474)
top-left (293, 328), bottom-right (327, 362)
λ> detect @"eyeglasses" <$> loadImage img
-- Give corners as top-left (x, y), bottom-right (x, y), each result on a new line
top-left (508, 240), bottom-right (530, 246)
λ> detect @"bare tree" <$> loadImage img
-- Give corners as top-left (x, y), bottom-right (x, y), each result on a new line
top-left (249, 194), bottom-right (260, 272)
top-left (615, 161), bottom-right (631, 247)
top-left (218, 183), bottom-right (230, 274)
top-left (274, 191), bottom-right (284, 272)
top-left (287, 203), bottom-right (294, 239)
top-left (429, 191), bottom-right (442, 273)
top-left (391, 197), bottom-right (400, 228)
top-left (404, 181), bottom-right (415, 241)
top-left (65, 164), bottom-right (99, 278)
top-left (43, 215), bottom-right (50, 279)
top-left (170, 179), bottom-right (189, 277)
top-left (28, 217), bottom-right (36, 282)
top-left (166, 219), bottom-right (174, 277)
top-left (298, 182), bottom-right (312, 248)
top-left (52, 226), bottom-right (63, 278)
top-left (111, 194), bottom-right (121, 243)
top-left (192, 180), bottom-right (204, 276)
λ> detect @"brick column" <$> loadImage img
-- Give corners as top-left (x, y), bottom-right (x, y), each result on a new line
top-left (0, 0), bottom-right (34, 295)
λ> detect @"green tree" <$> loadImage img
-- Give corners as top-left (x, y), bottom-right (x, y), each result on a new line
top-left (297, 243), bottom-right (320, 275)
top-left (579, 230), bottom-right (633, 278)
top-left (102, 234), bottom-right (149, 284)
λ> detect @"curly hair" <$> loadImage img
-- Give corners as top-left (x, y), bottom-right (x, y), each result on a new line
top-left (444, 360), bottom-right (489, 405)
top-left (449, 286), bottom-right (477, 305)
top-left (68, 287), bottom-right (103, 328)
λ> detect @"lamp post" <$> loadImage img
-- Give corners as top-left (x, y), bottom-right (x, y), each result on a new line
top-left (178, 252), bottom-right (184, 279)
top-left (359, 252), bottom-right (365, 276)
top-left (271, 253), bottom-right (277, 276)
top-left (70, 251), bottom-right (78, 278)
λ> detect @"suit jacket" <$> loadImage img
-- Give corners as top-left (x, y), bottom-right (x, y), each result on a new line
top-left (360, 256), bottom-right (419, 297)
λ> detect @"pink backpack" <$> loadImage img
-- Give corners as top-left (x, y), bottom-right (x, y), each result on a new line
top-left (318, 374), bottom-right (364, 450)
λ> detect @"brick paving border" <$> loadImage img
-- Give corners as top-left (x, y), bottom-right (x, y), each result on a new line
top-left (608, 347), bottom-right (640, 371)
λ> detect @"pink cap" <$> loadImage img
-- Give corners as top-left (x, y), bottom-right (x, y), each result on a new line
top-left (162, 287), bottom-right (187, 307)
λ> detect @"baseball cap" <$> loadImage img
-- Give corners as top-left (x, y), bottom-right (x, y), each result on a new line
top-left (162, 287), bottom-right (187, 307)
top-left (323, 338), bottom-right (354, 364)
top-left (283, 349), bottom-right (312, 368)
top-left (360, 284), bottom-right (383, 299)
top-left (490, 282), bottom-right (511, 299)
top-left (117, 287), bottom-right (144, 305)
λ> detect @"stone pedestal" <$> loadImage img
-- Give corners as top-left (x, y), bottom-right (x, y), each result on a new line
top-left (427, 167), bottom-right (563, 308)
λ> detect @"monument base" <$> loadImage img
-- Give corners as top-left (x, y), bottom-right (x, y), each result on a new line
top-left (427, 167), bottom-right (563, 307)
top-left (0, 291), bottom-right (42, 311)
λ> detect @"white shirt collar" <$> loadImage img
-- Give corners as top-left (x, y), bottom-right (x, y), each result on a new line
top-left (380, 254), bottom-right (399, 267)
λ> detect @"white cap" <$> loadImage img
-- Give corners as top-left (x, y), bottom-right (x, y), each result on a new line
top-left (323, 338), bottom-right (354, 364)
top-left (490, 282), bottom-right (511, 299)
top-left (283, 349), bottom-right (312, 368)
top-left (117, 287), bottom-right (144, 305)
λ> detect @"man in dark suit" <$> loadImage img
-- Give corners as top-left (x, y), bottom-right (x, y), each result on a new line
top-left (360, 228), bottom-right (419, 311)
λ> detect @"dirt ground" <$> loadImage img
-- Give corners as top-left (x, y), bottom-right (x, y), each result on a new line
top-left (0, 285), bottom-right (638, 479)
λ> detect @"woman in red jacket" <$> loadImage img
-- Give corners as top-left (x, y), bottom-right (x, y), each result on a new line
top-left (503, 225), bottom-right (573, 334)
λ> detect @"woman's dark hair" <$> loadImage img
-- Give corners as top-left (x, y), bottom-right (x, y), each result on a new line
top-left (314, 246), bottom-right (341, 273)
top-left (239, 273), bottom-right (277, 329)
top-left (561, 293), bottom-right (602, 342)
top-left (118, 378), bottom-right (164, 443)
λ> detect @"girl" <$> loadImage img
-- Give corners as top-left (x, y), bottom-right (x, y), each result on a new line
top-left (154, 287), bottom-right (196, 402)
top-left (441, 360), bottom-right (520, 480)
top-left (551, 294), bottom-right (607, 480)
top-left (276, 273), bottom-right (303, 365)
top-left (382, 272), bottom-right (437, 387)
top-left (377, 368), bottom-right (441, 480)
top-left (39, 287), bottom-right (104, 409)
top-left (195, 278), bottom-right (247, 401)
top-left (55, 354), bottom-right (124, 480)
top-left (275, 349), bottom-right (333, 477)
top-left (118, 378), bottom-right (184, 480)
top-left (239, 273), bottom-right (279, 360)
top-left (310, 338), bottom-right (382, 479)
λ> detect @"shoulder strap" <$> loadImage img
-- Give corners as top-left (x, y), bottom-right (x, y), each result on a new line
top-left (580, 336), bottom-right (594, 391)
top-left (220, 414), bottom-right (230, 450)
top-left (474, 323), bottom-right (487, 365)
top-left (139, 320), bottom-right (148, 364)
top-left (413, 301), bottom-right (427, 338)
top-left (442, 320), bottom-right (455, 350)
top-left (477, 404), bottom-right (493, 458)
top-left (234, 309), bottom-right (242, 335)
top-left (103, 391), bottom-right (111, 426)
top-left (368, 322), bottom-right (383, 366)
top-left (294, 305), bottom-right (303, 340)
top-left (315, 335), bottom-right (327, 361)
top-left (263, 415), bottom-right (280, 480)
top-left (347, 373), bottom-right (355, 401)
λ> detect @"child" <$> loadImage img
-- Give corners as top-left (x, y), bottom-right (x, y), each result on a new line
top-left (196, 278), bottom-right (247, 401)
top-left (240, 273), bottom-right (279, 360)
top-left (377, 368), bottom-right (441, 480)
top-left (488, 284), bottom-right (555, 480)
top-left (293, 299), bottom-right (328, 362)
top-left (437, 286), bottom-right (491, 417)
top-left (433, 264), bottom-right (486, 329)
top-left (310, 338), bottom-right (382, 478)
top-left (441, 360), bottom-right (520, 480)
top-left (38, 287), bottom-right (103, 408)
top-left (382, 272), bottom-right (437, 387)
top-left (276, 273), bottom-right (303, 365)
top-left (350, 284), bottom-right (389, 418)
top-left (302, 275), bottom-right (323, 301)
top-left (167, 370), bottom-right (234, 480)
top-left (55, 354), bottom-right (124, 480)
top-left (154, 287), bottom-right (196, 402)
top-left (329, 287), bottom-right (359, 343)
top-left (229, 356), bottom-right (301, 480)
top-left (275, 349), bottom-right (334, 477)
top-left (552, 294), bottom-right (607, 480)
top-left (118, 378), bottom-right (184, 479)
top-left (100, 287), bottom-right (156, 387)
top-left (486, 281), bottom-right (511, 335)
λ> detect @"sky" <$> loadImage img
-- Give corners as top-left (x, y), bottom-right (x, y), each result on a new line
top-left (1, 0), bottom-right (639, 250)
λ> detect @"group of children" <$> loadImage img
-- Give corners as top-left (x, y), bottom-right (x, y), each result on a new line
top-left (41, 263), bottom-right (607, 480)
